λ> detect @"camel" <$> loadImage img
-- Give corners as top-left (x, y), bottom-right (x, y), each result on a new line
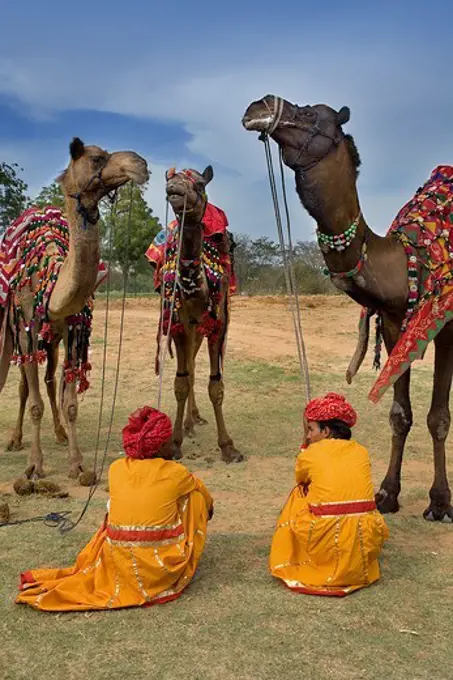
top-left (0, 138), bottom-right (149, 481)
top-left (163, 166), bottom-right (242, 463)
top-left (242, 95), bottom-right (453, 522)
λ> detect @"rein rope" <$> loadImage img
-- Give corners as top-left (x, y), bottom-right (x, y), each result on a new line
top-left (157, 193), bottom-right (188, 410)
top-left (261, 133), bottom-right (312, 403)
top-left (59, 183), bottom-right (134, 534)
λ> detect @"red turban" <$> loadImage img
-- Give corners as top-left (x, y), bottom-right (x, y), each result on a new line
top-left (122, 406), bottom-right (172, 459)
top-left (304, 393), bottom-right (357, 427)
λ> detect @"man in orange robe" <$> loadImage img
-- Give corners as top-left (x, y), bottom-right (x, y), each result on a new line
top-left (270, 393), bottom-right (389, 597)
top-left (16, 407), bottom-right (213, 611)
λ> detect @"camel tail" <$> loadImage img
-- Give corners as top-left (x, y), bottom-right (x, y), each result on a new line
top-left (0, 307), bottom-right (13, 395)
top-left (346, 307), bottom-right (373, 384)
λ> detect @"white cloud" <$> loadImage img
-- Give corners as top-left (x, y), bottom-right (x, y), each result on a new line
top-left (1, 32), bottom-right (452, 241)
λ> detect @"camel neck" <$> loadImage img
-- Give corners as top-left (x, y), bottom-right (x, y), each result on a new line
top-left (294, 144), bottom-right (408, 311)
top-left (47, 196), bottom-right (101, 320)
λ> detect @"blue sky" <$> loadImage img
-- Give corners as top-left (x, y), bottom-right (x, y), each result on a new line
top-left (1, 0), bottom-right (452, 239)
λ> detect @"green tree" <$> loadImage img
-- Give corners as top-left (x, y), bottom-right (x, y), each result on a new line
top-left (33, 181), bottom-right (65, 210)
top-left (101, 183), bottom-right (161, 291)
top-left (0, 162), bottom-right (29, 235)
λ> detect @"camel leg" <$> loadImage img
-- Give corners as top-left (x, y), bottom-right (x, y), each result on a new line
top-left (61, 378), bottom-right (84, 479)
top-left (172, 334), bottom-right (191, 460)
top-left (6, 367), bottom-right (28, 451)
top-left (424, 336), bottom-right (453, 523)
top-left (184, 333), bottom-right (208, 435)
top-left (207, 338), bottom-right (242, 464)
top-left (61, 333), bottom-right (84, 478)
top-left (376, 316), bottom-right (412, 513)
top-left (45, 341), bottom-right (67, 444)
top-left (22, 361), bottom-right (45, 479)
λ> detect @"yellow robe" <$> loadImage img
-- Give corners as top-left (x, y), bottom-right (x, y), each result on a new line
top-left (269, 439), bottom-right (389, 596)
top-left (16, 457), bottom-right (213, 611)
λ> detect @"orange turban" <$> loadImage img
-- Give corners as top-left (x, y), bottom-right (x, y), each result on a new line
top-left (122, 406), bottom-right (172, 459)
top-left (304, 393), bottom-right (357, 427)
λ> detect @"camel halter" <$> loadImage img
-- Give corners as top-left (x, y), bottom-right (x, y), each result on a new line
top-left (69, 155), bottom-right (113, 228)
top-left (260, 97), bottom-right (366, 279)
top-left (260, 96), bottom-right (342, 177)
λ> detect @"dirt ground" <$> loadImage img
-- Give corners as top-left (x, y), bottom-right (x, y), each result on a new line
top-left (0, 295), bottom-right (452, 680)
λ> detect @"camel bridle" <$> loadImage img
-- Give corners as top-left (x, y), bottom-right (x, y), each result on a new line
top-left (69, 154), bottom-right (113, 227)
top-left (261, 96), bottom-right (343, 175)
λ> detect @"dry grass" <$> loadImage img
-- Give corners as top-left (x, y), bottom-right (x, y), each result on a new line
top-left (0, 296), bottom-right (451, 680)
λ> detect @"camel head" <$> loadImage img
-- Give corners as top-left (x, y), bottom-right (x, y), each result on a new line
top-left (242, 95), bottom-right (352, 171)
top-left (59, 138), bottom-right (149, 223)
top-left (166, 166), bottom-right (213, 222)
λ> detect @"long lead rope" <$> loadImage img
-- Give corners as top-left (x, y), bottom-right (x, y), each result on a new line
top-left (262, 135), bottom-right (312, 403)
top-left (157, 194), bottom-right (188, 409)
top-left (59, 183), bottom-right (134, 534)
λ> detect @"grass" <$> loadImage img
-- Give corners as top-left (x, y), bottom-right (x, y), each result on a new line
top-left (0, 297), bottom-right (452, 679)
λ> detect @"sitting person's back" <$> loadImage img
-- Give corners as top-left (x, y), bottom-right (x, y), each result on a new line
top-left (270, 393), bottom-right (388, 597)
top-left (17, 406), bottom-right (213, 611)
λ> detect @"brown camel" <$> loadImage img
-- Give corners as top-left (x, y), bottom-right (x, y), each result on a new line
top-left (242, 94), bottom-right (453, 522)
top-left (0, 138), bottom-right (149, 480)
top-left (163, 166), bottom-right (242, 463)
top-left (6, 339), bottom-right (67, 452)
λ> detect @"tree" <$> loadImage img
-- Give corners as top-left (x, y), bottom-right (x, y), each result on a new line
top-left (101, 183), bottom-right (161, 291)
top-left (33, 181), bottom-right (65, 210)
top-left (0, 162), bottom-right (29, 235)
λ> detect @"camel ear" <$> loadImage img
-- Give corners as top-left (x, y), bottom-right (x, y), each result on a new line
top-left (70, 137), bottom-right (85, 161)
top-left (337, 107), bottom-right (350, 126)
top-left (202, 165), bottom-right (214, 185)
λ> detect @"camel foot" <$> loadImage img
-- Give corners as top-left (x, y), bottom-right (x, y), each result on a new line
top-left (184, 413), bottom-right (208, 437)
top-left (24, 463), bottom-right (45, 481)
top-left (220, 442), bottom-right (244, 464)
top-left (6, 434), bottom-right (23, 451)
top-left (55, 425), bottom-right (68, 444)
top-left (423, 503), bottom-right (453, 523)
top-left (172, 443), bottom-right (183, 461)
top-left (184, 422), bottom-right (196, 438)
top-left (375, 488), bottom-right (400, 514)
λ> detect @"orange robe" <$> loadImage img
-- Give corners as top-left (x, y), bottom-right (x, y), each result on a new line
top-left (16, 457), bottom-right (213, 611)
top-left (270, 439), bottom-right (389, 597)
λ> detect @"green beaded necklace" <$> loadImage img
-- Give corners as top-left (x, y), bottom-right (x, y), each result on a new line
top-left (317, 211), bottom-right (362, 252)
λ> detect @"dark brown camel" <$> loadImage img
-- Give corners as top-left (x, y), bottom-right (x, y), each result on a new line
top-left (164, 166), bottom-right (242, 463)
top-left (242, 94), bottom-right (452, 522)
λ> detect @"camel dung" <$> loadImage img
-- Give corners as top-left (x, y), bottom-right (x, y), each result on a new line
top-left (78, 469), bottom-right (97, 487)
top-left (0, 501), bottom-right (10, 523)
top-left (34, 479), bottom-right (62, 496)
top-left (13, 479), bottom-right (35, 496)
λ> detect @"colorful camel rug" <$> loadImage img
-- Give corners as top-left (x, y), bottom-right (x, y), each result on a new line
top-left (145, 202), bottom-right (237, 295)
top-left (0, 206), bottom-right (107, 393)
top-left (368, 165), bottom-right (453, 402)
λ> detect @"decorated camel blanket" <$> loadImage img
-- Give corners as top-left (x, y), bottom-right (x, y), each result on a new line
top-left (0, 206), bottom-right (107, 393)
top-left (367, 165), bottom-right (453, 402)
top-left (146, 202), bottom-right (237, 296)
top-left (146, 202), bottom-right (236, 346)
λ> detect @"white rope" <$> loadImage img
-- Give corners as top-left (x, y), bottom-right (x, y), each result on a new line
top-left (157, 193), bottom-right (188, 409)
top-left (262, 135), bottom-right (312, 403)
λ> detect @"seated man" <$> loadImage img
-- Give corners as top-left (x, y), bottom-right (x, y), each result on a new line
top-left (270, 393), bottom-right (389, 597)
top-left (16, 407), bottom-right (213, 611)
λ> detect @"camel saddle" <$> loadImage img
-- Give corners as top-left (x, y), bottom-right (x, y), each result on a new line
top-left (368, 165), bottom-right (453, 401)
